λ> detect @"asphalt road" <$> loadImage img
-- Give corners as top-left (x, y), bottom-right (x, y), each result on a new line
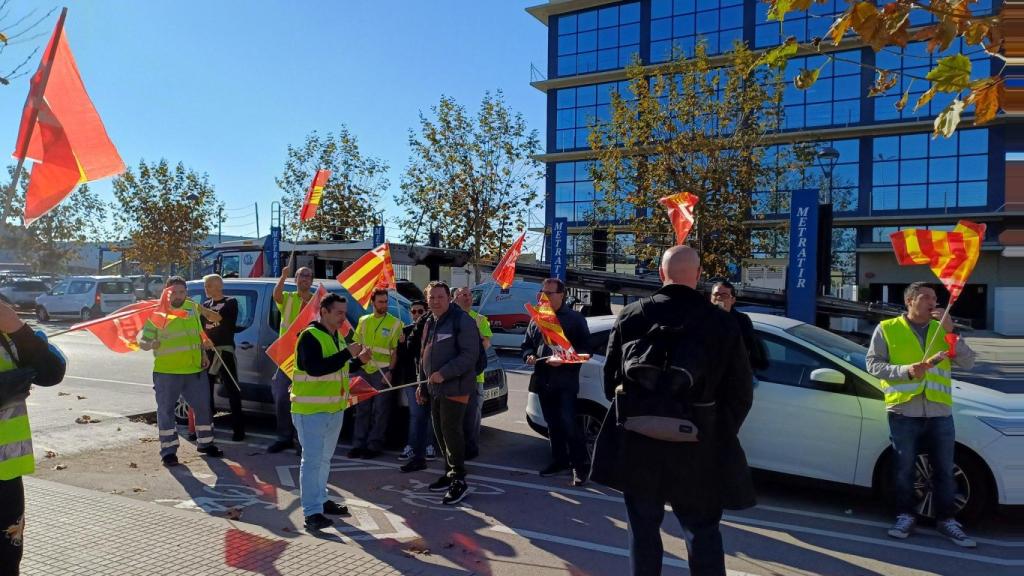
top-left (22, 319), bottom-right (1024, 576)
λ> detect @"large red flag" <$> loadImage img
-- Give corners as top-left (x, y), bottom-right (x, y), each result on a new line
top-left (335, 243), bottom-right (396, 308)
top-left (70, 301), bottom-right (157, 353)
top-left (299, 169), bottom-right (331, 221)
top-left (13, 11), bottom-right (124, 226)
top-left (148, 286), bottom-right (189, 329)
top-left (889, 220), bottom-right (985, 303)
top-left (657, 192), bottom-right (699, 246)
top-left (266, 284), bottom-right (328, 378)
top-left (492, 232), bottom-right (526, 290)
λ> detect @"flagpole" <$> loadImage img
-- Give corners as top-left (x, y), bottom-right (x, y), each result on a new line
top-left (921, 298), bottom-right (956, 363)
top-left (7, 7), bottom-right (68, 221)
top-left (476, 281), bottom-right (499, 317)
top-left (208, 346), bottom-right (242, 392)
top-left (46, 301), bottom-right (159, 339)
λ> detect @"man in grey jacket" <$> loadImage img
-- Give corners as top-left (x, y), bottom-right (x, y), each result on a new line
top-left (416, 281), bottom-right (480, 505)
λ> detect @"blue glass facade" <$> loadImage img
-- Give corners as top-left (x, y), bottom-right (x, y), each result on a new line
top-left (537, 0), bottom-right (1012, 291)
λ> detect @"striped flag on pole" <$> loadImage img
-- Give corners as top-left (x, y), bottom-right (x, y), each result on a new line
top-left (524, 294), bottom-right (588, 363)
top-left (335, 243), bottom-right (396, 308)
top-left (266, 284), bottom-right (328, 378)
top-left (299, 169), bottom-right (331, 221)
top-left (889, 220), bottom-right (985, 303)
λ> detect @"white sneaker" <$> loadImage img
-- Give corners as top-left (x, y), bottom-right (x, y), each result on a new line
top-left (398, 445), bottom-right (414, 461)
top-left (425, 445), bottom-right (437, 461)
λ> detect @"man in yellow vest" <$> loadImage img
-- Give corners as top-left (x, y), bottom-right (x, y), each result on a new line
top-left (0, 300), bottom-right (66, 575)
top-left (269, 262), bottom-right (315, 454)
top-left (453, 287), bottom-right (491, 460)
top-left (140, 276), bottom-right (224, 466)
top-left (866, 282), bottom-right (976, 547)
top-left (292, 293), bottom-right (370, 531)
top-left (348, 288), bottom-right (403, 459)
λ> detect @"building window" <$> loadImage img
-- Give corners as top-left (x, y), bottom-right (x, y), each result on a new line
top-left (782, 50), bottom-right (862, 130)
top-left (754, 0), bottom-right (845, 48)
top-left (555, 80), bottom-right (634, 151)
top-left (870, 223), bottom-right (965, 243)
top-left (554, 160), bottom-right (600, 224)
top-left (556, 2), bottom-right (641, 77)
top-left (754, 138), bottom-right (860, 217)
top-left (871, 129), bottom-right (989, 211)
top-left (651, 0), bottom-right (744, 62)
top-left (875, 40), bottom-right (992, 122)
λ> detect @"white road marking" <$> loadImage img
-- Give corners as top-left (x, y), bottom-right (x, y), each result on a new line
top-left (64, 375), bottom-right (152, 388)
top-left (488, 524), bottom-right (693, 571)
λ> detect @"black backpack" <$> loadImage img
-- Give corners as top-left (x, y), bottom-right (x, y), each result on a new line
top-left (451, 308), bottom-right (489, 376)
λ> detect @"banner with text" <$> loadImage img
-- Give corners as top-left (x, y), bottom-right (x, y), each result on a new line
top-left (550, 217), bottom-right (568, 282)
top-left (786, 189), bottom-right (819, 324)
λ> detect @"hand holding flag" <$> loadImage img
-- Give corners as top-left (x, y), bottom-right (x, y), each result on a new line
top-left (658, 192), bottom-right (699, 246)
top-left (524, 294), bottom-right (588, 364)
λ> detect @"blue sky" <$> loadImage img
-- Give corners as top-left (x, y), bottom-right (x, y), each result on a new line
top-left (0, 1), bottom-right (549, 246)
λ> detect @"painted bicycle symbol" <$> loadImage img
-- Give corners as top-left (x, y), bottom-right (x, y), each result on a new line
top-left (381, 479), bottom-right (506, 511)
top-left (155, 484), bottom-right (278, 513)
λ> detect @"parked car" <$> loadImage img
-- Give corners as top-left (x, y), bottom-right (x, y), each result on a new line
top-left (0, 278), bottom-right (52, 310)
top-left (35, 276), bottom-right (137, 321)
top-left (177, 278), bottom-right (509, 437)
top-left (125, 275), bottom-right (165, 300)
top-left (526, 313), bottom-right (1024, 523)
top-left (469, 280), bottom-right (543, 350)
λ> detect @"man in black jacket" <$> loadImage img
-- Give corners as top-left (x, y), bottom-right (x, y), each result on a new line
top-left (710, 281), bottom-right (768, 371)
top-left (0, 301), bottom-right (67, 575)
top-left (600, 246), bottom-right (754, 576)
top-left (521, 277), bottom-right (591, 486)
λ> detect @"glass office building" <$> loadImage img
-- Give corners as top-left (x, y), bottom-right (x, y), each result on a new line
top-left (527, 0), bottom-right (1023, 332)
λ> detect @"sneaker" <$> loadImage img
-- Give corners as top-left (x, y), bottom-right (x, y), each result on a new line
top-left (347, 447), bottom-right (366, 459)
top-left (428, 476), bottom-right (452, 492)
top-left (362, 449), bottom-right (382, 460)
top-left (887, 514), bottom-right (916, 539)
top-left (425, 445), bottom-right (438, 461)
top-left (398, 445), bottom-right (414, 461)
top-left (198, 445), bottom-right (224, 458)
top-left (539, 462), bottom-right (570, 477)
top-left (161, 454), bottom-right (179, 467)
top-left (304, 513), bottom-right (332, 531)
top-left (322, 500), bottom-right (350, 516)
top-left (572, 467), bottom-right (588, 487)
top-left (442, 479), bottom-right (468, 505)
top-left (937, 519), bottom-right (977, 548)
top-left (400, 459), bottom-right (428, 473)
top-left (267, 440), bottom-right (292, 454)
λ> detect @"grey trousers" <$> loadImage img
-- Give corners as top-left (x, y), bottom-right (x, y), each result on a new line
top-left (154, 371), bottom-right (213, 457)
top-left (463, 381), bottom-right (484, 457)
top-left (271, 370), bottom-right (296, 443)
top-left (352, 370), bottom-right (393, 451)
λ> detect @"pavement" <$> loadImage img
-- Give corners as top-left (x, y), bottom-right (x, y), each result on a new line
top-left (22, 477), bottom-right (459, 576)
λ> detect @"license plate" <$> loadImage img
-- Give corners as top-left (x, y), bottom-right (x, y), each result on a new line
top-left (483, 386), bottom-right (502, 401)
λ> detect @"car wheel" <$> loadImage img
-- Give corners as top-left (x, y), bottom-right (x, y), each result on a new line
top-left (36, 306), bottom-right (49, 322)
top-left (879, 447), bottom-right (992, 526)
top-left (174, 397), bottom-right (191, 425)
top-left (525, 414), bottom-right (549, 438)
top-left (80, 308), bottom-right (93, 321)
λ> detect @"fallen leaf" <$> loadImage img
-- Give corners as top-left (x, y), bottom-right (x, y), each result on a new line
top-left (110, 490), bottom-right (124, 495)
top-left (139, 437), bottom-right (157, 443)
top-left (52, 464), bottom-right (68, 471)
top-left (76, 395), bottom-right (86, 400)
top-left (225, 507), bottom-right (243, 520)
top-left (57, 392), bottom-right (70, 397)
top-left (75, 415), bottom-right (101, 424)
top-left (44, 450), bottom-right (58, 459)
top-left (132, 487), bottom-right (147, 493)
top-left (117, 427), bottom-right (122, 432)
top-left (128, 462), bottom-right (138, 469)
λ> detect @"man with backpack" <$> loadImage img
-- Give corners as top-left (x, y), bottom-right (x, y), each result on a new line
top-left (598, 246), bottom-right (754, 576)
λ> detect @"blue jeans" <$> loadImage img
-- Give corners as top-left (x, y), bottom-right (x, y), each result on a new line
top-left (624, 491), bottom-right (725, 576)
top-left (888, 413), bottom-right (956, 519)
top-left (291, 410), bottom-right (344, 518)
top-left (538, 384), bottom-right (587, 469)
top-left (272, 371), bottom-right (295, 443)
top-left (403, 385), bottom-right (435, 460)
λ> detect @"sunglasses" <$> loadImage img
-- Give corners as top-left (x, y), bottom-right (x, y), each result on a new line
top-left (411, 309), bottom-right (425, 315)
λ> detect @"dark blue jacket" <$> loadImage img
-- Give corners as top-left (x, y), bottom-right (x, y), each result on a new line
top-left (521, 303), bottom-right (591, 392)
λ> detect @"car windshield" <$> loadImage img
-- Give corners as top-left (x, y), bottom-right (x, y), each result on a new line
top-left (785, 324), bottom-right (868, 371)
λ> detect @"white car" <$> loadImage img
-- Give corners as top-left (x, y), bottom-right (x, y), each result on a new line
top-left (35, 276), bottom-right (136, 321)
top-left (526, 313), bottom-right (1024, 523)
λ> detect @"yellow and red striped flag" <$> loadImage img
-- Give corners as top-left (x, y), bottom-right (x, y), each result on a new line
top-left (266, 284), bottom-right (328, 378)
top-left (524, 294), bottom-right (588, 363)
top-left (492, 232), bottom-right (526, 290)
top-left (889, 220), bottom-right (985, 303)
top-left (335, 243), bottom-right (396, 308)
top-left (658, 192), bottom-right (699, 245)
top-left (299, 169), bottom-right (331, 221)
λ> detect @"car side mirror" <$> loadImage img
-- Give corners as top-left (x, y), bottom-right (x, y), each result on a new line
top-left (810, 368), bottom-right (846, 388)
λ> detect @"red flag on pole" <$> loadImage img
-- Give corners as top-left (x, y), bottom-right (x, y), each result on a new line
top-left (657, 192), bottom-right (699, 246)
top-left (69, 301), bottom-right (157, 353)
top-left (347, 375), bottom-right (379, 406)
top-left (266, 285), bottom-right (328, 378)
top-left (299, 169), bottom-right (331, 221)
top-left (492, 232), bottom-right (526, 290)
top-left (148, 287), bottom-right (189, 329)
top-left (12, 10), bottom-right (124, 226)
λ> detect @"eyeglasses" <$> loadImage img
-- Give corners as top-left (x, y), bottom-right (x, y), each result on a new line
top-left (712, 292), bottom-right (734, 299)
top-left (539, 290), bottom-right (561, 296)
top-left (411, 309), bottom-right (425, 316)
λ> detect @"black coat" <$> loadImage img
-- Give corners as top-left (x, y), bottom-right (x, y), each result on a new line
top-left (732, 308), bottom-right (769, 372)
top-left (520, 304), bottom-right (591, 393)
top-left (592, 284), bottom-right (756, 512)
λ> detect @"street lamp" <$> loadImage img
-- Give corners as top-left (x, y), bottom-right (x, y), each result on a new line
top-left (816, 146), bottom-right (840, 204)
top-left (814, 147), bottom-right (839, 311)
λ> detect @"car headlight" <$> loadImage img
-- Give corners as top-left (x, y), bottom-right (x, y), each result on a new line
top-left (978, 416), bottom-right (1024, 436)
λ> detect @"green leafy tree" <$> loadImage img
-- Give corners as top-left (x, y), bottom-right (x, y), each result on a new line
top-left (111, 159), bottom-right (221, 276)
top-left (398, 91), bottom-right (543, 282)
top-left (588, 44), bottom-right (809, 278)
top-left (0, 166), bottom-right (107, 273)
top-left (277, 127), bottom-right (389, 242)
top-left (764, 0), bottom-right (1006, 137)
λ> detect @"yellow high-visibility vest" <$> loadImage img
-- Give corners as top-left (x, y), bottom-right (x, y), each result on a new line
top-left (878, 316), bottom-right (953, 408)
top-left (353, 313), bottom-right (402, 375)
top-left (0, 335), bottom-right (34, 480)
top-left (291, 326), bottom-right (349, 415)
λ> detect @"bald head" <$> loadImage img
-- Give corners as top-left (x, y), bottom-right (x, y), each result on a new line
top-left (659, 245), bottom-right (701, 288)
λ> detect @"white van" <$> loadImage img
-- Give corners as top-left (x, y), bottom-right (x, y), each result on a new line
top-left (35, 276), bottom-right (136, 321)
top-left (469, 280), bottom-right (542, 350)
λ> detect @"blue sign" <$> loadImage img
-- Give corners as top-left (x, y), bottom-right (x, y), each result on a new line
top-left (268, 226), bottom-right (282, 277)
top-left (372, 225), bottom-right (385, 246)
top-left (786, 189), bottom-right (819, 324)
top-left (550, 217), bottom-right (568, 282)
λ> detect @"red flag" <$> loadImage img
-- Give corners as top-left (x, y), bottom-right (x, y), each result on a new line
top-left (492, 232), bottom-right (526, 290)
top-left (889, 220), bottom-right (985, 303)
top-left (70, 301), bottom-right (157, 353)
top-left (524, 294), bottom-right (589, 364)
top-left (335, 243), bottom-right (396, 308)
top-left (148, 286), bottom-right (189, 329)
top-left (347, 375), bottom-right (379, 406)
top-left (945, 333), bottom-right (959, 358)
top-left (13, 12), bottom-right (124, 226)
top-left (658, 192), bottom-right (699, 245)
top-left (266, 284), bottom-right (328, 378)
top-left (299, 169), bottom-right (331, 221)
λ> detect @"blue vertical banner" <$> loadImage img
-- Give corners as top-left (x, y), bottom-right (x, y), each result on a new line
top-left (269, 226), bottom-right (282, 277)
top-left (550, 217), bottom-right (568, 282)
top-left (372, 225), bottom-right (385, 246)
top-left (786, 189), bottom-right (819, 323)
